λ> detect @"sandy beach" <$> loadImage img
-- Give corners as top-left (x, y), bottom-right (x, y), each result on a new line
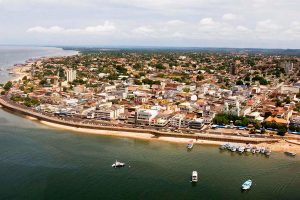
top-left (40, 120), bottom-right (300, 154)
top-left (9, 64), bottom-right (31, 82)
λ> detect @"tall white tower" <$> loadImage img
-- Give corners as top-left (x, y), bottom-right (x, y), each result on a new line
top-left (66, 69), bottom-right (77, 82)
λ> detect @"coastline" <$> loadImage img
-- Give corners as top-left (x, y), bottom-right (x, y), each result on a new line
top-left (1, 94), bottom-right (300, 154)
top-left (39, 120), bottom-right (300, 153)
top-left (2, 47), bottom-right (79, 84)
top-left (1, 49), bottom-right (300, 155)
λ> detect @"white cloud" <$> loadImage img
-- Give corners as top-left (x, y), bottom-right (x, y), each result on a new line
top-left (166, 20), bottom-right (185, 26)
top-left (1, 0), bottom-right (300, 47)
top-left (27, 26), bottom-right (64, 33)
top-left (27, 21), bottom-right (116, 34)
top-left (236, 25), bottom-right (250, 32)
top-left (256, 20), bottom-right (281, 31)
top-left (132, 26), bottom-right (154, 35)
top-left (222, 13), bottom-right (237, 21)
top-left (199, 18), bottom-right (217, 26)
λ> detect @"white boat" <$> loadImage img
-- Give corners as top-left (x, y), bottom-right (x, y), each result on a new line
top-left (251, 147), bottom-right (256, 154)
top-left (285, 151), bottom-right (296, 156)
top-left (219, 144), bottom-right (227, 150)
top-left (231, 146), bottom-right (237, 152)
top-left (112, 160), bottom-right (125, 168)
top-left (191, 171), bottom-right (198, 183)
top-left (238, 146), bottom-right (245, 153)
top-left (241, 179), bottom-right (252, 190)
top-left (245, 147), bottom-right (251, 152)
top-left (187, 140), bottom-right (194, 149)
top-left (265, 148), bottom-right (271, 156)
top-left (256, 147), bottom-right (261, 153)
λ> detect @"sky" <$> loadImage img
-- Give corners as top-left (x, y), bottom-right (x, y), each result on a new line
top-left (0, 0), bottom-right (300, 48)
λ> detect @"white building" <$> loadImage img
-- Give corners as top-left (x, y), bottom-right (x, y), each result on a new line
top-left (170, 114), bottom-right (186, 128)
top-left (87, 105), bottom-right (124, 120)
top-left (136, 109), bottom-right (159, 125)
top-left (65, 69), bottom-right (77, 82)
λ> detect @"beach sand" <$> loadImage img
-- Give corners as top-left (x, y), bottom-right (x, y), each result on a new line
top-left (10, 65), bottom-right (31, 82)
top-left (40, 120), bottom-right (300, 153)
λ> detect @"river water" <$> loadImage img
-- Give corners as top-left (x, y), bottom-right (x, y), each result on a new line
top-left (0, 47), bottom-right (299, 200)
top-left (0, 46), bottom-right (78, 83)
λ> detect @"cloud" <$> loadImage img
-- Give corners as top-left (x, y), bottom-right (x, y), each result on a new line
top-left (166, 20), bottom-right (185, 26)
top-left (27, 26), bottom-right (64, 33)
top-left (256, 19), bottom-right (281, 31)
top-left (236, 25), bottom-right (250, 32)
top-left (1, 0), bottom-right (300, 48)
top-left (222, 13), bottom-right (237, 21)
top-left (132, 26), bottom-right (154, 35)
top-left (199, 18), bottom-right (218, 26)
top-left (27, 21), bottom-right (116, 34)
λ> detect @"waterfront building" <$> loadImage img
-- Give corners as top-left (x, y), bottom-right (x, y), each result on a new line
top-left (136, 109), bottom-right (159, 125)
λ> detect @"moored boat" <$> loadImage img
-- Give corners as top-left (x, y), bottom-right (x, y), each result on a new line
top-left (285, 151), bottom-right (296, 156)
top-left (112, 160), bottom-right (125, 168)
top-left (191, 171), bottom-right (198, 183)
top-left (241, 179), bottom-right (252, 190)
top-left (238, 146), bottom-right (245, 153)
top-left (265, 148), bottom-right (271, 156)
top-left (187, 140), bottom-right (194, 149)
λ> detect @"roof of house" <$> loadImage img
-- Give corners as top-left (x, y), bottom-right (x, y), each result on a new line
top-left (265, 116), bottom-right (287, 124)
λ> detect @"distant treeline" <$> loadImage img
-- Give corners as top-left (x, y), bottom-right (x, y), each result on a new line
top-left (61, 46), bottom-right (300, 55)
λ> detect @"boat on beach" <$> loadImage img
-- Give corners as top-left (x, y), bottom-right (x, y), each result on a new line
top-left (112, 160), bottom-right (125, 168)
top-left (241, 179), bottom-right (252, 190)
top-left (191, 171), bottom-right (198, 183)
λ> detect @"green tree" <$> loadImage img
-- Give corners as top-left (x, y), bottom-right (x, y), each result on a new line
top-left (3, 81), bottom-right (13, 91)
top-left (183, 88), bottom-right (190, 93)
top-left (197, 74), bottom-right (204, 81)
top-left (236, 80), bottom-right (244, 85)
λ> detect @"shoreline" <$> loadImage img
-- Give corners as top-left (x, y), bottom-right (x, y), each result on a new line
top-left (2, 102), bottom-right (299, 153)
top-left (3, 47), bottom-right (79, 83)
top-left (40, 120), bottom-right (225, 146)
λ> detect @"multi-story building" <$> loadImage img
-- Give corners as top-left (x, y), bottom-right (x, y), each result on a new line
top-left (87, 105), bottom-right (124, 120)
top-left (170, 113), bottom-right (186, 128)
top-left (136, 109), bottom-right (159, 125)
top-left (65, 69), bottom-right (77, 82)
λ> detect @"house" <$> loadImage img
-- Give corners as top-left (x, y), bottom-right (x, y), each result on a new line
top-left (265, 116), bottom-right (288, 125)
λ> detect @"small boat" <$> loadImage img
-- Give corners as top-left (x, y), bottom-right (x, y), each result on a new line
top-left (219, 144), bottom-right (226, 150)
top-left (112, 160), bottom-right (125, 168)
top-left (231, 146), bottom-right (237, 152)
top-left (285, 152), bottom-right (296, 157)
top-left (241, 179), bottom-right (252, 190)
top-left (187, 140), bottom-right (194, 149)
top-left (238, 146), bottom-right (245, 153)
top-left (191, 171), bottom-right (198, 183)
top-left (245, 147), bottom-right (251, 152)
top-left (256, 147), bottom-right (261, 153)
top-left (265, 148), bottom-right (271, 156)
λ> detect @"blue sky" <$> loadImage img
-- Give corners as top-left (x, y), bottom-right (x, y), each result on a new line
top-left (0, 0), bottom-right (300, 48)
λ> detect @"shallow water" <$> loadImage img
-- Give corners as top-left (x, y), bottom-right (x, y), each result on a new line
top-left (0, 109), bottom-right (299, 200)
top-left (0, 46), bottom-right (77, 83)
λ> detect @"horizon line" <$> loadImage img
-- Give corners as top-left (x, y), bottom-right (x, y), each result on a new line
top-left (1, 44), bottom-right (300, 50)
